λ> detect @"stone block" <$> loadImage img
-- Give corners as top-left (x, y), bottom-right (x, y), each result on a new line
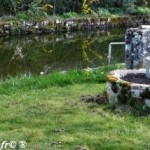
top-left (145, 56), bottom-right (150, 78)
top-left (125, 25), bottom-right (150, 69)
top-left (145, 99), bottom-right (150, 108)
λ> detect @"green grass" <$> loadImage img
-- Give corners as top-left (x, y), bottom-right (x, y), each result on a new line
top-left (0, 84), bottom-right (150, 150)
top-left (0, 65), bottom-right (150, 150)
top-left (0, 65), bottom-right (122, 95)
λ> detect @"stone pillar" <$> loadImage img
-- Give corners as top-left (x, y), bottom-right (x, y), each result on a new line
top-left (145, 56), bottom-right (150, 79)
top-left (125, 25), bottom-right (150, 69)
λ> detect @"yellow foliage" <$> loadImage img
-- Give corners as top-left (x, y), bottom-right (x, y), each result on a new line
top-left (81, 39), bottom-right (91, 62)
top-left (42, 4), bottom-right (53, 11)
top-left (82, 0), bottom-right (97, 14)
top-left (43, 48), bottom-right (53, 54)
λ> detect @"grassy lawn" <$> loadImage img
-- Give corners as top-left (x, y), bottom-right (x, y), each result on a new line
top-left (0, 66), bottom-right (150, 150)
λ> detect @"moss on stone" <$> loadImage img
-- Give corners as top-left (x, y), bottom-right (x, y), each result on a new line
top-left (111, 17), bottom-right (122, 24)
top-left (90, 17), bottom-right (98, 23)
top-left (48, 21), bottom-right (54, 29)
top-left (119, 80), bottom-right (130, 89)
top-left (107, 74), bottom-right (118, 83)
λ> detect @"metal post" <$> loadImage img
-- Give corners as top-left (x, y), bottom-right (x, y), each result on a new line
top-left (108, 42), bottom-right (125, 64)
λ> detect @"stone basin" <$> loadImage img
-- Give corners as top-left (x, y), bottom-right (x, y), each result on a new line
top-left (106, 69), bottom-right (150, 108)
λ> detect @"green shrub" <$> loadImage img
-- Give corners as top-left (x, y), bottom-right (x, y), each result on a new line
top-left (108, 7), bottom-right (124, 16)
top-left (97, 8), bottom-right (112, 17)
top-left (125, 7), bottom-right (137, 15)
top-left (63, 12), bottom-right (78, 18)
top-left (16, 12), bottom-right (29, 20)
top-left (137, 6), bottom-right (150, 16)
top-left (16, 4), bottom-right (49, 20)
top-left (97, 7), bottom-right (124, 17)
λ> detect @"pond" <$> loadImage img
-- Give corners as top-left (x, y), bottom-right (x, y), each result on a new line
top-left (0, 29), bottom-right (125, 78)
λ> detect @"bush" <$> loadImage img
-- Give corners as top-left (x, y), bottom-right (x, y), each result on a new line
top-left (97, 8), bottom-right (112, 17)
top-left (123, 0), bottom-right (138, 15)
top-left (97, 7), bottom-right (124, 17)
top-left (63, 12), bottom-right (78, 18)
top-left (108, 7), bottom-right (124, 16)
top-left (137, 6), bottom-right (150, 16)
top-left (125, 6), bottom-right (137, 15)
top-left (16, 1), bottom-right (49, 20)
top-left (16, 12), bottom-right (29, 20)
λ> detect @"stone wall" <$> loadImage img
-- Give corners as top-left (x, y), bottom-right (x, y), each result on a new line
top-left (0, 16), bottom-right (150, 36)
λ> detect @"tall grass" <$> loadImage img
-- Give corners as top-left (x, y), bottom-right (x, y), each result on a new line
top-left (0, 64), bottom-right (123, 95)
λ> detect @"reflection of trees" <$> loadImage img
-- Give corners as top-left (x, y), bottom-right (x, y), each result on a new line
top-left (81, 34), bottom-right (123, 65)
top-left (0, 30), bottom-right (125, 77)
top-left (81, 39), bottom-right (92, 63)
top-left (42, 47), bottom-right (53, 54)
top-left (10, 43), bottom-right (30, 75)
top-left (81, 34), bottom-right (104, 64)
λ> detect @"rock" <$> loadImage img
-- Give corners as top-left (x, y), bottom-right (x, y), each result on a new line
top-left (5, 30), bottom-right (9, 34)
top-left (4, 24), bottom-right (9, 29)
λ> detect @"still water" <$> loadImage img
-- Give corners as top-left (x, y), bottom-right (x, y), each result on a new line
top-left (0, 29), bottom-right (125, 78)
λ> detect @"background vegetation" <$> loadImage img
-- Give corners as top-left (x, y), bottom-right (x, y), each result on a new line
top-left (0, 0), bottom-right (150, 19)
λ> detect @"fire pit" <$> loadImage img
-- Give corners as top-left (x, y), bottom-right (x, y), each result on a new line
top-left (106, 69), bottom-right (150, 108)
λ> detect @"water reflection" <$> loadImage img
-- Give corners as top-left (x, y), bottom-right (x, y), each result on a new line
top-left (0, 29), bottom-right (125, 78)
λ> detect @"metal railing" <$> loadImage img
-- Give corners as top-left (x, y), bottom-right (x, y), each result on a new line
top-left (108, 42), bottom-right (125, 64)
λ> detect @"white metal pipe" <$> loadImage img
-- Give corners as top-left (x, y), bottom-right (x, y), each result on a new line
top-left (108, 42), bottom-right (125, 64)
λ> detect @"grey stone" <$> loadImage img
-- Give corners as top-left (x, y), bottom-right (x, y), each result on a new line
top-left (145, 56), bottom-right (150, 78)
top-left (125, 25), bottom-right (150, 69)
top-left (145, 99), bottom-right (150, 108)
top-left (106, 82), bottom-right (118, 105)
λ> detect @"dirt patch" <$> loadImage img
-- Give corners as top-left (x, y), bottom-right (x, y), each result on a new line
top-left (81, 93), bottom-right (108, 104)
top-left (121, 73), bottom-right (150, 85)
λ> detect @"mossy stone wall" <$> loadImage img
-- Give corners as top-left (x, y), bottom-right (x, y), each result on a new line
top-left (0, 16), bottom-right (150, 35)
